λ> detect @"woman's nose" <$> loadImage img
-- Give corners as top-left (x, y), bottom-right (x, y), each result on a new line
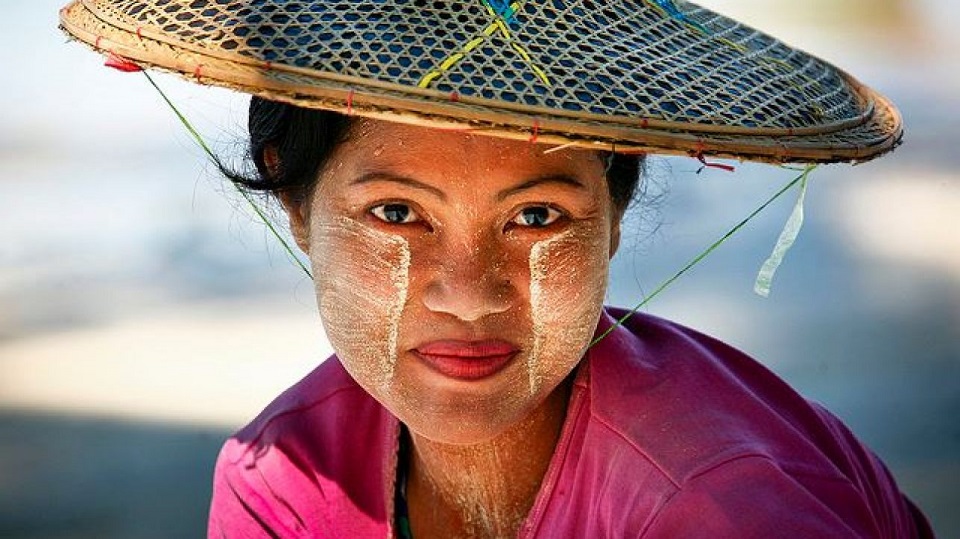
top-left (420, 236), bottom-right (516, 322)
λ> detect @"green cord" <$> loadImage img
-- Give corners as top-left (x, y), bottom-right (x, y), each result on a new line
top-left (142, 72), bottom-right (313, 280)
top-left (589, 165), bottom-right (815, 348)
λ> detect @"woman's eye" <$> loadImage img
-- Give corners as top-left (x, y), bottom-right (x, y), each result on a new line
top-left (371, 203), bottom-right (421, 224)
top-left (511, 206), bottom-right (563, 228)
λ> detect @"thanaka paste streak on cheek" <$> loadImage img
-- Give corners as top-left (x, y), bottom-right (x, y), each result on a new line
top-left (528, 226), bottom-right (609, 394)
top-left (312, 217), bottom-right (410, 391)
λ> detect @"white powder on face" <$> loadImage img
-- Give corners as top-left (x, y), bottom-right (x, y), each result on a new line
top-left (312, 216), bottom-right (411, 391)
top-left (527, 225), bottom-right (609, 395)
top-left (412, 404), bottom-right (554, 538)
top-left (419, 443), bottom-right (525, 538)
top-left (527, 236), bottom-right (557, 395)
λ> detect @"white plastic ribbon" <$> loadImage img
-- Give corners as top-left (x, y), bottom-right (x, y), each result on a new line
top-left (754, 165), bottom-right (815, 297)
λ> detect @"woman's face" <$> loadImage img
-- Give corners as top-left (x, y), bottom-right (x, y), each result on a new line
top-left (288, 120), bottom-right (621, 444)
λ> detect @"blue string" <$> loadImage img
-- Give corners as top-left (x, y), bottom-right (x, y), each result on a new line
top-left (648, 0), bottom-right (712, 35)
top-left (482, 0), bottom-right (517, 23)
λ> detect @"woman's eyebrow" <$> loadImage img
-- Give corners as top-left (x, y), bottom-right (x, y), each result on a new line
top-left (496, 175), bottom-right (588, 201)
top-left (350, 173), bottom-right (447, 201)
top-left (350, 173), bottom-right (587, 202)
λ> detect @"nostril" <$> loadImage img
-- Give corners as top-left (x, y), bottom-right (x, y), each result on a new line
top-left (421, 270), bottom-right (515, 321)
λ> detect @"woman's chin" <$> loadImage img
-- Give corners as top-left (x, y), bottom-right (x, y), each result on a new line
top-left (404, 417), bottom-right (519, 446)
top-left (383, 360), bottom-right (549, 445)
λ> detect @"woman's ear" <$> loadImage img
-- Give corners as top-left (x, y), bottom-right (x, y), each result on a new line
top-left (609, 218), bottom-right (621, 259)
top-left (278, 190), bottom-right (311, 254)
top-left (609, 207), bottom-right (622, 259)
top-left (265, 145), bottom-right (311, 254)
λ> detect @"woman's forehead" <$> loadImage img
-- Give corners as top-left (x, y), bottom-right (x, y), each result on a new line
top-left (342, 120), bottom-right (604, 171)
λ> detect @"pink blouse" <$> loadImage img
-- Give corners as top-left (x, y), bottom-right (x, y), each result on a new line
top-left (208, 308), bottom-right (934, 538)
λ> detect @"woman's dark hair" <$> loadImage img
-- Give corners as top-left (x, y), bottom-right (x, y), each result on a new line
top-left (228, 97), bottom-right (645, 213)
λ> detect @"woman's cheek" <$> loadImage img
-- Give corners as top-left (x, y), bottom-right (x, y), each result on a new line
top-left (527, 224), bottom-right (609, 394)
top-left (310, 217), bottom-right (411, 393)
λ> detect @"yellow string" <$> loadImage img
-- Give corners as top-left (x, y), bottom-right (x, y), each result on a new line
top-left (418, 1), bottom-right (551, 88)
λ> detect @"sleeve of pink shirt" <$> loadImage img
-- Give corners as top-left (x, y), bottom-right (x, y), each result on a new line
top-left (641, 421), bottom-right (935, 539)
top-left (644, 455), bottom-right (886, 538)
top-left (206, 361), bottom-right (397, 539)
top-left (208, 439), bottom-right (311, 539)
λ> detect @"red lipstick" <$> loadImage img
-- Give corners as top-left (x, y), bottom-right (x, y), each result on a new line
top-left (414, 340), bottom-right (518, 380)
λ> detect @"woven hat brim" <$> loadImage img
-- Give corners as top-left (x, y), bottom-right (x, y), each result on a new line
top-left (60, 0), bottom-right (902, 164)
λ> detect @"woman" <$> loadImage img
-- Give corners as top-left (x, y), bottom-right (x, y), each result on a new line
top-left (60, 0), bottom-right (933, 537)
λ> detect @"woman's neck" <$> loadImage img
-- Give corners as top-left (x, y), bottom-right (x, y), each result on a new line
top-left (406, 380), bottom-right (572, 538)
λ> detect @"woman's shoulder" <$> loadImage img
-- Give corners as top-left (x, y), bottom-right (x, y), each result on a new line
top-left (588, 308), bottom-right (866, 482)
top-left (566, 308), bottom-right (931, 537)
top-left (222, 355), bottom-right (397, 463)
top-left (207, 355), bottom-right (397, 537)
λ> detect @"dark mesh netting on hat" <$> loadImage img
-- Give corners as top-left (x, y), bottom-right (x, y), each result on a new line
top-left (62, 0), bottom-right (901, 162)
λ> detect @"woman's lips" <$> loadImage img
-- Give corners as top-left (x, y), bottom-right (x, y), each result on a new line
top-left (413, 340), bottom-right (519, 381)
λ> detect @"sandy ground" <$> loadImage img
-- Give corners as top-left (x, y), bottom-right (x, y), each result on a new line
top-left (0, 301), bottom-right (332, 429)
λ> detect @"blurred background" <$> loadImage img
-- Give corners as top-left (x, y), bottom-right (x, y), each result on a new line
top-left (1, 0), bottom-right (957, 537)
